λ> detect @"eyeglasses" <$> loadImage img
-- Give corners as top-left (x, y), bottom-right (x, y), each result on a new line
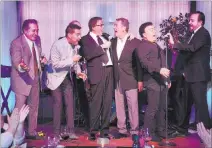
top-left (96, 24), bottom-right (104, 27)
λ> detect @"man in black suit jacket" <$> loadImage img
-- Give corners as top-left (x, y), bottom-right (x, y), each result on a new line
top-left (111, 18), bottom-right (143, 138)
top-left (136, 22), bottom-right (171, 141)
top-left (80, 17), bottom-right (113, 140)
top-left (168, 11), bottom-right (211, 130)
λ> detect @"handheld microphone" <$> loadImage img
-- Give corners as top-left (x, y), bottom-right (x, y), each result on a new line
top-left (102, 32), bottom-right (113, 41)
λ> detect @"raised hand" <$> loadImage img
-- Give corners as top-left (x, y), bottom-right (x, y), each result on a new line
top-left (19, 104), bottom-right (30, 123)
top-left (197, 122), bottom-right (212, 148)
top-left (7, 108), bottom-right (20, 133)
top-left (128, 33), bottom-right (135, 40)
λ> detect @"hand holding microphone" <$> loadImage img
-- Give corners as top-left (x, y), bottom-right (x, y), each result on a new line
top-left (165, 33), bottom-right (174, 45)
top-left (40, 54), bottom-right (48, 70)
top-left (101, 32), bottom-right (112, 49)
top-left (100, 41), bottom-right (111, 49)
top-left (73, 54), bottom-right (82, 62)
top-left (160, 67), bottom-right (170, 78)
top-left (40, 54), bottom-right (48, 65)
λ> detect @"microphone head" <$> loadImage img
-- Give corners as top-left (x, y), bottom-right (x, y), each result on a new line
top-left (102, 32), bottom-right (112, 41)
top-left (102, 32), bottom-right (110, 37)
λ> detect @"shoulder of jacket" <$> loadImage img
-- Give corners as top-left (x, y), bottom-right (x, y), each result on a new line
top-left (11, 35), bottom-right (22, 45)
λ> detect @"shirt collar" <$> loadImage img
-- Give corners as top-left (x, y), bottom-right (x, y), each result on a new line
top-left (24, 34), bottom-right (34, 48)
top-left (90, 31), bottom-right (98, 40)
top-left (193, 26), bottom-right (202, 34)
top-left (118, 33), bottom-right (129, 43)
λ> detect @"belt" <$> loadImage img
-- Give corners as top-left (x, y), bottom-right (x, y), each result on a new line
top-left (104, 65), bottom-right (113, 68)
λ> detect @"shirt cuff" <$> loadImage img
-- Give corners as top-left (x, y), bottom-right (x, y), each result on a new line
top-left (13, 131), bottom-right (25, 146)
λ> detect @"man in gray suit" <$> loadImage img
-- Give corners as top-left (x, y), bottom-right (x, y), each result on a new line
top-left (10, 19), bottom-right (47, 137)
top-left (46, 23), bottom-right (86, 135)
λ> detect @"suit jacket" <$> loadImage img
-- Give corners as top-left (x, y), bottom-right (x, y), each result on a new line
top-left (173, 27), bottom-right (211, 82)
top-left (80, 33), bottom-right (110, 84)
top-left (46, 37), bottom-right (81, 90)
top-left (136, 40), bottom-right (168, 87)
top-left (10, 35), bottom-right (42, 96)
top-left (111, 37), bottom-right (142, 90)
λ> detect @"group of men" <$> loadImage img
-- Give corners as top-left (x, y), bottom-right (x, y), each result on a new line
top-left (9, 11), bottom-right (211, 143)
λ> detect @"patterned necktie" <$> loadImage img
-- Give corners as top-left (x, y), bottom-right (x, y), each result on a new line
top-left (32, 43), bottom-right (38, 75)
top-left (97, 36), bottom-right (109, 64)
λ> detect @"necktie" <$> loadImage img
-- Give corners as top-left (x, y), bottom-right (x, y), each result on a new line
top-left (32, 43), bottom-right (38, 75)
top-left (155, 43), bottom-right (161, 59)
top-left (188, 31), bottom-right (194, 44)
top-left (97, 36), bottom-right (109, 64)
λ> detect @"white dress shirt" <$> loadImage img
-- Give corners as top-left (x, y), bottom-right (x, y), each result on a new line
top-left (188, 26), bottom-right (202, 43)
top-left (89, 32), bottom-right (113, 66)
top-left (24, 35), bottom-right (41, 69)
top-left (117, 34), bottom-right (129, 60)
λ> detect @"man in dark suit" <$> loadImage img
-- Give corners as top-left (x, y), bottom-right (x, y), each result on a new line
top-left (168, 11), bottom-right (211, 131)
top-left (111, 18), bottom-right (143, 138)
top-left (136, 22), bottom-right (172, 141)
top-left (80, 17), bottom-right (113, 140)
top-left (10, 19), bottom-right (47, 137)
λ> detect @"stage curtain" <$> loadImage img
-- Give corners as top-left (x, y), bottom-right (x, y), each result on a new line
top-left (0, 1), bottom-right (18, 115)
top-left (18, 1), bottom-right (190, 58)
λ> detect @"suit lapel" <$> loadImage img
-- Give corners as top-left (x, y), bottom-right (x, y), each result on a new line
top-left (190, 27), bottom-right (203, 44)
top-left (119, 39), bottom-right (130, 61)
top-left (21, 35), bottom-right (32, 58)
top-left (87, 33), bottom-right (99, 46)
top-left (112, 38), bottom-right (118, 62)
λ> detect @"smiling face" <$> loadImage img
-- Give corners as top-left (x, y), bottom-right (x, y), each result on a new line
top-left (67, 29), bottom-right (81, 45)
top-left (143, 25), bottom-right (157, 42)
top-left (23, 23), bottom-right (39, 41)
top-left (189, 13), bottom-right (202, 31)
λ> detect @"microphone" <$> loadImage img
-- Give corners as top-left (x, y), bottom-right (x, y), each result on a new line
top-left (102, 32), bottom-right (113, 41)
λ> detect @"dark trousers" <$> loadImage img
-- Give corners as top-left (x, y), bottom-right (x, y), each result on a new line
top-left (181, 81), bottom-right (211, 129)
top-left (168, 75), bottom-right (188, 126)
top-left (51, 76), bottom-right (74, 133)
top-left (89, 66), bottom-right (113, 135)
top-left (143, 83), bottom-right (167, 136)
top-left (75, 77), bottom-right (90, 128)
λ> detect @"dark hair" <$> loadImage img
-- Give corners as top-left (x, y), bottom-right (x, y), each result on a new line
top-left (88, 17), bottom-right (102, 31)
top-left (69, 20), bottom-right (81, 27)
top-left (190, 11), bottom-right (205, 26)
top-left (116, 17), bottom-right (129, 32)
top-left (139, 22), bottom-right (153, 37)
top-left (65, 23), bottom-right (81, 36)
top-left (22, 19), bottom-right (38, 32)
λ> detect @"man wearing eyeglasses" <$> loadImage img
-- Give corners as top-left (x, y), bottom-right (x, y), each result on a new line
top-left (80, 17), bottom-right (113, 140)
